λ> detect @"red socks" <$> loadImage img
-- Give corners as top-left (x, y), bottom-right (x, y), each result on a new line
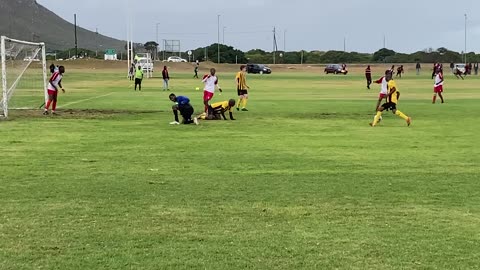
top-left (52, 101), bottom-right (57, 111)
top-left (45, 100), bottom-right (52, 110)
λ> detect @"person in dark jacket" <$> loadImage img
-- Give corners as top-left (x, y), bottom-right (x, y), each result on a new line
top-left (162, 66), bottom-right (170, 91)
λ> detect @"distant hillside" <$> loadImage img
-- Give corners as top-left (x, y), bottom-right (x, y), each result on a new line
top-left (0, 0), bottom-right (125, 52)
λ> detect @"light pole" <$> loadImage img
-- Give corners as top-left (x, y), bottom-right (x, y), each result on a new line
top-left (464, 14), bottom-right (467, 63)
top-left (156, 23), bottom-right (161, 61)
top-left (217, 15), bottom-right (220, 63)
top-left (283, 30), bottom-right (286, 52)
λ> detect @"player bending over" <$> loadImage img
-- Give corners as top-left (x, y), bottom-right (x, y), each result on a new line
top-left (169, 93), bottom-right (198, 125)
top-left (454, 67), bottom-right (464, 80)
top-left (44, 66), bottom-right (65, 115)
top-left (236, 65), bottom-right (250, 111)
top-left (202, 68), bottom-right (222, 112)
top-left (370, 71), bottom-right (412, 127)
top-left (197, 99), bottom-right (236, 121)
top-left (433, 68), bottom-right (445, 104)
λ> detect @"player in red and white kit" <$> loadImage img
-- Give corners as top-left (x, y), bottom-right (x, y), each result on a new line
top-left (202, 68), bottom-right (222, 112)
top-left (374, 70), bottom-right (390, 111)
top-left (44, 65), bottom-right (65, 115)
top-left (433, 67), bottom-right (445, 104)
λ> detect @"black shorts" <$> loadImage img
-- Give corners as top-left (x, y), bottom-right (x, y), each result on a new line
top-left (135, 78), bottom-right (142, 85)
top-left (178, 104), bottom-right (194, 119)
top-left (382, 102), bottom-right (397, 111)
top-left (237, 89), bottom-right (248, 96)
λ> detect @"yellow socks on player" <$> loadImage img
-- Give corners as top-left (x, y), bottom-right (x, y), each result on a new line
top-left (372, 111), bottom-right (382, 126)
top-left (395, 110), bottom-right (409, 121)
top-left (237, 99), bottom-right (242, 109)
top-left (242, 99), bottom-right (248, 109)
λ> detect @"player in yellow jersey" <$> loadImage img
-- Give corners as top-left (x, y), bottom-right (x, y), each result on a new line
top-left (235, 65), bottom-right (250, 111)
top-left (370, 71), bottom-right (412, 127)
top-left (197, 99), bottom-right (236, 121)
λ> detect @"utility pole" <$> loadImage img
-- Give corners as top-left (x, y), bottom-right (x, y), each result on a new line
top-left (156, 23), bottom-right (161, 61)
top-left (273, 27), bottom-right (277, 64)
top-left (383, 35), bottom-right (386, 48)
top-left (283, 30), bottom-right (286, 52)
top-left (343, 37), bottom-right (346, 52)
top-left (217, 14), bottom-right (220, 64)
top-left (464, 14), bottom-right (467, 63)
top-left (74, 14), bottom-right (78, 59)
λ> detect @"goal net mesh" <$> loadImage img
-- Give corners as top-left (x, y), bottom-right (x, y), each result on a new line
top-left (1, 36), bottom-right (46, 117)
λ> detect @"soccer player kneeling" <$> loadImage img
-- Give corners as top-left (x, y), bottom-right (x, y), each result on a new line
top-left (169, 93), bottom-right (198, 125)
top-left (370, 71), bottom-right (412, 127)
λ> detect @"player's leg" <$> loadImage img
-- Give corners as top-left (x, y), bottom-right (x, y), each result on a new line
top-left (180, 105), bottom-right (194, 124)
top-left (138, 79), bottom-right (142, 91)
top-left (51, 93), bottom-right (58, 114)
top-left (438, 92), bottom-right (444, 103)
top-left (371, 105), bottom-right (386, 126)
top-left (203, 91), bottom-right (213, 112)
top-left (170, 104), bottom-right (180, 124)
top-left (241, 93), bottom-right (249, 111)
top-left (433, 93), bottom-right (437, 104)
top-left (392, 107), bottom-right (412, 126)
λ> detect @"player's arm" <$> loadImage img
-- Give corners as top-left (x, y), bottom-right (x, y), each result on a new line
top-left (202, 74), bottom-right (210, 82)
top-left (58, 80), bottom-right (65, 93)
top-left (216, 80), bottom-right (222, 92)
top-left (221, 110), bottom-right (227, 120)
top-left (374, 77), bottom-right (383, 84)
top-left (388, 87), bottom-right (396, 102)
top-left (229, 110), bottom-right (235, 120)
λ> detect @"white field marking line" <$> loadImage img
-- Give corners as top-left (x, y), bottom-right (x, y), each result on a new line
top-left (58, 92), bottom-right (115, 108)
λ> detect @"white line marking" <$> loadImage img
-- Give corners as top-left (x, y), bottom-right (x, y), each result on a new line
top-left (58, 92), bottom-right (115, 108)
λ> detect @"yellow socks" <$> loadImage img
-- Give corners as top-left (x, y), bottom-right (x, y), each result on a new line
top-left (242, 99), bottom-right (248, 109)
top-left (395, 110), bottom-right (409, 121)
top-left (372, 111), bottom-right (382, 126)
top-left (237, 99), bottom-right (242, 109)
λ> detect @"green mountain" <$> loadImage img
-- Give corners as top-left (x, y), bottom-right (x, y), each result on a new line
top-left (0, 0), bottom-right (125, 52)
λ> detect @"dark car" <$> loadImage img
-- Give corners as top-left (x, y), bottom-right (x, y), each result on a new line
top-left (324, 64), bottom-right (348, 75)
top-left (247, 64), bottom-right (272, 74)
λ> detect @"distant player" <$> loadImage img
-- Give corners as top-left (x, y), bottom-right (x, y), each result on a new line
top-left (396, 65), bottom-right (404, 78)
top-left (193, 62), bottom-right (199, 78)
top-left (128, 63), bottom-right (135, 81)
top-left (43, 66), bottom-right (65, 115)
top-left (168, 93), bottom-right (198, 125)
top-left (162, 66), bottom-right (170, 91)
top-left (390, 65), bottom-right (395, 75)
top-left (454, 67), bottom-right (464, 80)
top-left (370, 71), bottom-right (412, 127)
top-left (49, 63), bottom-right (55, 74)
top-left (373, 71), bottom-right (389, 111)
top-left (365, 65), bottom-right (372, 89)
top-left (202, 68), bottom-right (222, 112)
top-left (236, 65), bottom-right (250, 111)
top-left (134, 66), bottom-right (143, 91)
top-left (433, 68), bottom-right (445, 104)
top-left (198, 99), bottom-right (236, 120)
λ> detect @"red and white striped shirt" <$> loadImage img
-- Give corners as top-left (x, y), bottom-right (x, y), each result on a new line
top-left (48, 72), bottom-right (63, 91)
top-left (202, 74), bottom-right (218, 93)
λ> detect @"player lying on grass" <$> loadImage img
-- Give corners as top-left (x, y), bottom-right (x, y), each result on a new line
top-left (44, 65), bottom-right (65, 115)
top-left (197, 99), bottom-right (236, 121)
top-left (370, 71), bottom-right (412, 127)
top-left (169, 93), bottom-right (199, 125)
top-left (433, 68), bottom-right (445, 104)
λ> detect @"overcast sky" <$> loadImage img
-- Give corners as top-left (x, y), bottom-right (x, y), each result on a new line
top-left (37, 0), bottom-right (480, 53)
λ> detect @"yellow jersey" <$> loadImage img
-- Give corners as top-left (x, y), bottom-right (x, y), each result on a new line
top-left (388, 80), bottom-right (400, 104)
top-left (211, 101), bottom-right (233, 113)
top-left (235, 71), bottom-right (248, 90)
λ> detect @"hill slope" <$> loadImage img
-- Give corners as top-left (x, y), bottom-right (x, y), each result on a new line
top-left (0, 0), bottom-right (125, 52)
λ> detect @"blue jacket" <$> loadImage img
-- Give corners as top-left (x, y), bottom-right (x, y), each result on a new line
top-left (176, 96), bottom-right (190, 105)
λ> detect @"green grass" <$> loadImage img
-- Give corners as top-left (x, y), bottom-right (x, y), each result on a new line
top-left (1, 70), bottom-right (480, 269)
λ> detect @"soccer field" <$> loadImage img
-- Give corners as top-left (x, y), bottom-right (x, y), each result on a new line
top-left (1, 64), bottom-right (480, 269)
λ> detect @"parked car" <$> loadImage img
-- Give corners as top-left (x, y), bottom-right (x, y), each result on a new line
top-left (324, 64), bottom-right (348, 75)
top-left (247, 64), bottom-right (272, 74)
top-left (137, 58), bottom-right (154, 72)
top-left (167, 56), bottom-right (187, 63)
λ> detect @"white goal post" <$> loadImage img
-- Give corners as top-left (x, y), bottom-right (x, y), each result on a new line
top-left (1, 36), bottom-right (48, 118)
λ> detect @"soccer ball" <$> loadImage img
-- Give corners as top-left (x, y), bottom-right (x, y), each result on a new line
top-left (195, 87), bottom-right (200, 91)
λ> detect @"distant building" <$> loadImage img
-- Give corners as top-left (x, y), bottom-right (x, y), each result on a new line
top-left (104, 49), bottom-right (117, 61)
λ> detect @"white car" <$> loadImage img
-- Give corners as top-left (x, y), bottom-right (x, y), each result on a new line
top-left (137, 58), bottom-right (154, 72)
top-left (167, 56), bottom-right (187, 63)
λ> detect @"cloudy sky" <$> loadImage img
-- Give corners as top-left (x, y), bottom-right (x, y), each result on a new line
top-left (37, 0), bottom-right (480, 53)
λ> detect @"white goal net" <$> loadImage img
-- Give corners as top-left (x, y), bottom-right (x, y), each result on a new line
top-left (1, 36), bottom-right (47, 118)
